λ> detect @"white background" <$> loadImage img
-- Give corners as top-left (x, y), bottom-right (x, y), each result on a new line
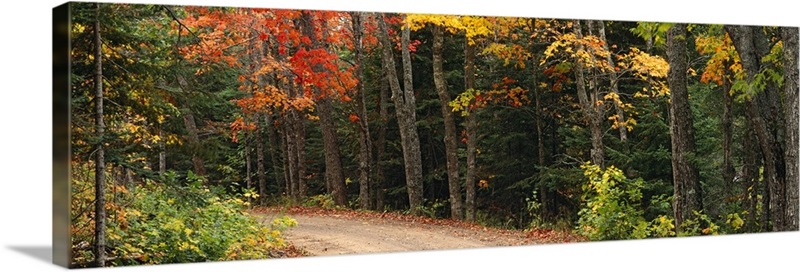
top-left (1, 0), bottom-right (798, 271)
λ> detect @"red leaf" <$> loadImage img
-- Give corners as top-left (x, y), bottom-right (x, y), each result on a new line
top-left (348, 113), bottom-right (360, 123)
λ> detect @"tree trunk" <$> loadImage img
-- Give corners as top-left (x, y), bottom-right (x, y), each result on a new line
top-left (318, 98), bottom-right (346, 204)
top-left (264, 113), bottom-right (285, 195)
top-left (783, 26), bottom-right (799, 231)
top-left (742, 117), bottom-right (761, 232)
top-left (667, 23), bottom-right (703, 230)
top-left (244, 126), bottom-right (252, 190)
top-left (352, 12), bottom-right (373, 210)
top-left (572, 20), bottom-right (605, 168)
top-left (753, 29), bottom-right (788, 231)
top-left (433, 25), bottom-right (464, 220)
top-left (726, 25), bottom-right (785, 231)
top-left (301, 11), bottom-right (344, 204)
top-left (284, 121), bottom-right (297, 197)
top-left (180, 111), bottom-right (206, 177)
top-left (376, 13), bottom-right (424, 213)
top-left (93, 5), bottom-right (106, 266)
top-left (375, 69), bottom-right (390, 210)
top-left (158, 127), bottom-right (166, 175)
top-left (596, 20), bottom-right (627, 142)
top-left (722, 68), bottom-right (735, 194)
top-left (464, 39), bottom-right (478, 222)
top-left (295, 110), bottom-right (308, 197)
top-left (532, 49), bottom-right (549, 220)
top-left (255, 115), bottom-right (268, 204)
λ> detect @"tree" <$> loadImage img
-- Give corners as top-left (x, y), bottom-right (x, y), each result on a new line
top-left (432, 24), bottom-right (464, 219)
top-left (463, 39), bottom-right (478, 221)
top-left (726, 25), bottom-right (786, 231)
top-left (595, 20), bottom-right (628, 143)
top-left (376, 13), bottom-right (424, 213)
top-left (666, 23), bottom-right (703, 230)
top-left (572, 20), bottom-right (606, 168)
top-left (783, 26), bottom-right (799, 231)
top-left (92, 3), bottom-right (106, 266)
top-left (351, 11), bottom-right (374, 210)
top-left (299, 11), bottom-right (347, 205)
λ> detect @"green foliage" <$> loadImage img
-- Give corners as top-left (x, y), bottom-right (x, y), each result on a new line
top-left (525, 190), bottom-right (544, 228)
top-left (412, 198), bottom-right (449, 219)
top-left (678, 211), bottom-right (721, 236)
top-left (577, 163), bottom-right (649, 240)
top-left (648, 215), bottom-right (677, 238)
top-left (70, 170), bottom-right (293, 267)
top-left (270, 216), bottom-right (299, 232)
top-left (630, 22), bottom-right (673, 49)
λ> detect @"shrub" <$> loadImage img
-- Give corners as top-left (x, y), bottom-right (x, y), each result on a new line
top-left (70, 168), bottom-right (294, 267)
top-left (576, 163), bottom-right (649, 241)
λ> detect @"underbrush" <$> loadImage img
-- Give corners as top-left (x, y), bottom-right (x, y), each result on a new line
top-left (70, 168), bottom-right (296, 267)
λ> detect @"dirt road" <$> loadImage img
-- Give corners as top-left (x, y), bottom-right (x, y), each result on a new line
top-left (253, 208), bottom-right (541, 257)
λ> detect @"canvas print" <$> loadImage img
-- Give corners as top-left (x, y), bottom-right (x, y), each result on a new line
top-left (55, 1), bottom-right (799, 268)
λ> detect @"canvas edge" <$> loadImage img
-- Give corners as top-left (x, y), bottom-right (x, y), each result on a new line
top-left (53, 1), bottom-right (72, 268)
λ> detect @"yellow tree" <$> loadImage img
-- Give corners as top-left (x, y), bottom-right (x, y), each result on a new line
top-left (541, 20), bottom-right (668, 169)
top-left (407, 14), bottom-right (532, 221)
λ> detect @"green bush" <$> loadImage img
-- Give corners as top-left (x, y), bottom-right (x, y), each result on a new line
top-left (576, 163), bottom-right (649, 241)
top-left (71, 170), bottom-right (294, 267)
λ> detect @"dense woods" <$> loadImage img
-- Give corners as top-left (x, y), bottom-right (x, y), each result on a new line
top-left (67, 2), bottom-right (799, 267)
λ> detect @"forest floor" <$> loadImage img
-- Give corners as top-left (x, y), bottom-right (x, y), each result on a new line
top-left (250, 206), bottom-right (585, 257)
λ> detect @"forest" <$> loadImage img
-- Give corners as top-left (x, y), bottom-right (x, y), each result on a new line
top-left (66, 2), bottom-right (799, 267)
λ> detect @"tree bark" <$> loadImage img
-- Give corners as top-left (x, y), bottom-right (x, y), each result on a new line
top-left (375, 69), bottom-right (390, 210)
top-left (352, 12), bottom-right (373, 210)
top-left (301, 11), bottom-right (345, 204)
top-left (264, 113), bottom-right (285, 195)
top-left (255, 115), bottom-right (268, 204)
top-left (376, 13), bottom-right (424, 213)
top-left (433, 25), bottom-right (464, 220)
top-left (284, 121), bottom-right (297, 197)
top-left (318, 98), bottom-right (346, 204)
top-left (726, 25), bottom-right (785, 231)
top-left (572, 20), bottom-right (605, 168)
top-left (783, 26), bottom-right (799, 231)
top-left (464, 39), bottom-right (478, 222)
top-left (742, 117), bottom-right (761, 232)
top-left (722, 67), bottom-right (735, 194)
top-left (667, 23), bottom-right (703, 230)
top-left (93, 5), bottom-right (106, 266)
top-left (283, 79), bottom-right (307, 199)
top-left (244, 124), bottom-right (252, 190)
top-left (181, 110), bottom-right (206, 177)
top-left (158, 127), bottom-right (166, 175)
